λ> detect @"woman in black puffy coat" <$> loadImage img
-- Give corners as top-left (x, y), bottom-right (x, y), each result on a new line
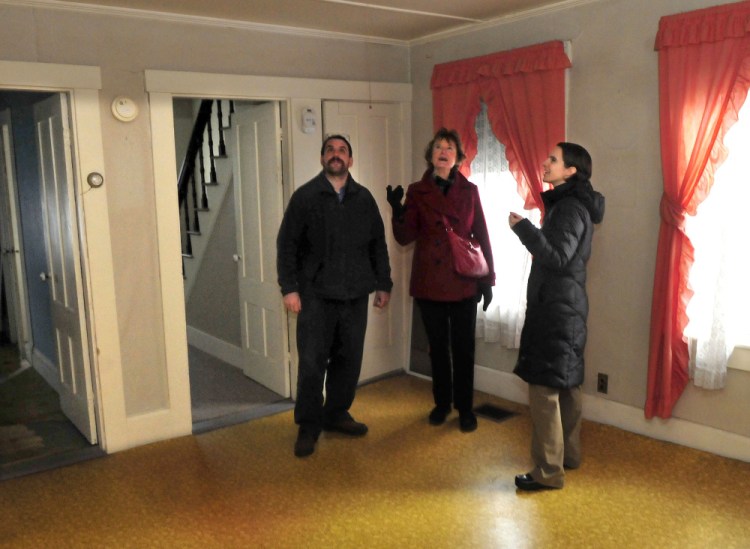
top-left (508, 142), bottom-right (604, 491)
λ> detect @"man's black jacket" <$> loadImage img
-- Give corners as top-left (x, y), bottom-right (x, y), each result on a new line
top-left (277, 171), bottom-right (392, 300)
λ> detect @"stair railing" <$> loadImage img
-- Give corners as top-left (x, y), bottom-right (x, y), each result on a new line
top-left (177, 100), bottom-right (213, 258)
top-left (177, 99), bottom-right (234, 279)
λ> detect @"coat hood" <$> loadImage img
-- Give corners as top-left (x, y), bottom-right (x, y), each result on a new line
top-left (543, 179), bottom-right (605, 224)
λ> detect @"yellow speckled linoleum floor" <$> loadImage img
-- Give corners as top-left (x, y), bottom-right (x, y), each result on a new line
top-left (1, 374), bottom-right (749, 548)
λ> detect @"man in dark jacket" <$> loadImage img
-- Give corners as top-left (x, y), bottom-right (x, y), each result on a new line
top-left (509, 142), bottom-right (605, 490)
top-left (277, 134), bottom-right (392, 458)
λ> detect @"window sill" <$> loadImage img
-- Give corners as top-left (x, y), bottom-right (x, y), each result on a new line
top-left (728, 346), bottom-right (750, 372)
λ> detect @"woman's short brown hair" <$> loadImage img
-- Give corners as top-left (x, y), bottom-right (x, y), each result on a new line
top-left (424, 128), bottom-right (466, 169)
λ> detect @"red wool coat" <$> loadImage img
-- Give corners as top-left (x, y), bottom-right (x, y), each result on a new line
top-left (392, 169), bottom-right (495, 301)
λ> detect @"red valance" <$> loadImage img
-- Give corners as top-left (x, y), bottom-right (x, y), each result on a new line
top-left (655, 0), bottom-right (750, 49)
top-left (431, 41), bottom-right (571, 90)
top-left (431, 40), bottom-right (570, 212)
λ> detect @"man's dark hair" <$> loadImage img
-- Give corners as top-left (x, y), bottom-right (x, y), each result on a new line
top-left (424, 128), bottom-right (466, 168)
top-left (321, 134), bottom-right (353, 156)
top-left (558, 142), bottom-right (592, 183)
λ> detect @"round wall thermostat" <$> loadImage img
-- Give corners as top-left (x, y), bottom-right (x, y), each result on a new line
top-left (111, 96), bottom-right (139, 122)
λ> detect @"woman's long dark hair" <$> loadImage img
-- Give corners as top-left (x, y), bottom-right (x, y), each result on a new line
top-left (558, 142), bottom-right (592, 184)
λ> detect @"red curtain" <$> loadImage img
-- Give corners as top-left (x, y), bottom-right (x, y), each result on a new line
top-left (431, 81), bottom-right (483, 174)
top-left (647, 1), bottom-right (750, 418)
top-left (431, 41), bottom-right (571, 210)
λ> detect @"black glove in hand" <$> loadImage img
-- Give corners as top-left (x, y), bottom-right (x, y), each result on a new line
top-left (476, 283), bottom-right (493, 312)
top-left (386, 185), bottom-right (405, 220)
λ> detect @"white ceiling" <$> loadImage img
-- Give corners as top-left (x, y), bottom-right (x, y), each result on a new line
top-left (47, 0), bottom-right (581, 43)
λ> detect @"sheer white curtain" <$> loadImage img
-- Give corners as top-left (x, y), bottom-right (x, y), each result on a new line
top-left (684, 98), bottom-right (750, 389)
top-left (471, 103), bottom-right (539, 348)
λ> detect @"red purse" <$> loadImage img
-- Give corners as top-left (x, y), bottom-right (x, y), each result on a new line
top-left (442, 215), bottom-right (489, 278)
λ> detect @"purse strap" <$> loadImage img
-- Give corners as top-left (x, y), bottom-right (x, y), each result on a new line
top-left (441, 214), bottom-right (481, 246)
top-left (440, 214), bottom-right (455, 233)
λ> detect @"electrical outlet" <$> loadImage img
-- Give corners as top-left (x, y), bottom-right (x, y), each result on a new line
top-left (597, 373), bottom-right (608, 394)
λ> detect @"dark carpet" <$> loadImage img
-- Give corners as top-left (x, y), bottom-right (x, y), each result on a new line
top-left (188, 345), bottom-right (292, 433)
top-left (0, 346), bottom-right (98, 481)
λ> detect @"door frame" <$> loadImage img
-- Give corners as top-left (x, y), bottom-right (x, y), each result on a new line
top-left (0, 60), bottom-right (122, 451)
top-left (146, 70), bottom-right (412, 408)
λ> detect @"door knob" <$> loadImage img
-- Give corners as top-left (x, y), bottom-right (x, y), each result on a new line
top-left (40, 272), bottom-right (50, 281)
top-left (232, 254), bottom-right (241, 262)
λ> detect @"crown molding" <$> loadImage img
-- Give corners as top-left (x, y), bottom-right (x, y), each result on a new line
top-left (1, 0), bottom-right (609, 49)
top-left (409, 0), bottom-right (606, 46)
top-left (0, 0), bottom-right (410, 46)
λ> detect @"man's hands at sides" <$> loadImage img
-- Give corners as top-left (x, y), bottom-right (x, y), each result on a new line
top-left (283, 291), bottom-right (391, 312)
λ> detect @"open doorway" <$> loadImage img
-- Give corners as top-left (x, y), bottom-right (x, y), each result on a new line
top-left (0, 90), bottom-right (102, 479)
top-left (172, 98), bottom-right (293, 432)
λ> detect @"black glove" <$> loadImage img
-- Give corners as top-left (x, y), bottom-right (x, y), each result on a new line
top-left (476, 283), bottom-right (493, 312)
top-left (386, 185), bottom-right (405, 220)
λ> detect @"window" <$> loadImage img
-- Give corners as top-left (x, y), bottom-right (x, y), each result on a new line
top-left (646, 2), bottom-right (750, 416)
top-left (684, 95), bottom-right (750, 383)
top-left (428, 42), bottom-right (570, 350)
top-left (471, 102), bottom-right (539, 348)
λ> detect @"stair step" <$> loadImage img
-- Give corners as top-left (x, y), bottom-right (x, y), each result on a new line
top-left (182, 253), bottom-right (193, 259)
top-left (187, 230), bottom-right (201, 236)
top-left (212, 154), bottom-right (228, 160)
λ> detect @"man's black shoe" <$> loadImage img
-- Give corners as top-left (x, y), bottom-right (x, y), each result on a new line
top-left (428, 406), bottom-right (451, 425)
top-left (514, 473), bottom-right (559, 491)
top-left (322, 417), bottom-right (368, 436)
top-left (459, 410), bottom-right (478, 432)
top-left (294, 429), bottom-right (318, 458)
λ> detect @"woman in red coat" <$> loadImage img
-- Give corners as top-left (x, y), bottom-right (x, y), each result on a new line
top-left (387, 128), bottom-right (495, 432)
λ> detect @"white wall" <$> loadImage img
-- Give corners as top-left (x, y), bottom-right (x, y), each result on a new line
top-left (1, 0), bottom-right (747, 458)
top-left (0, 3), bottom-right (409, 423)
top-left (410, 0), bottom-right (750, 452)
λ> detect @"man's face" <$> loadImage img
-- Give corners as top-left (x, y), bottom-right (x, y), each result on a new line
top-left (321, 138), bottom-right (353, 177)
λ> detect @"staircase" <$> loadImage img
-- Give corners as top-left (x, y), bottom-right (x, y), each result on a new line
top-left (178, 99), bottom-right (235, 298)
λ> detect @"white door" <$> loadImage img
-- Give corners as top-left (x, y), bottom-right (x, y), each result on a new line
top-left (322, 101), bottom-right (408, 381)
top-left (34, 94), bottom-right (97, 443)
top-left (230, 102), bottom-right (289, 396)
top-left (0, 109), bottom-right (31, 357)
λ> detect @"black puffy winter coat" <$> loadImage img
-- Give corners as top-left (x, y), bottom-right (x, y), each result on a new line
top-left (511, 178), bottom-right (605, 389)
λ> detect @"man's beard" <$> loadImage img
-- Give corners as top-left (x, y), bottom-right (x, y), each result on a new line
top-left (324, 158), bottom-right (347, 177)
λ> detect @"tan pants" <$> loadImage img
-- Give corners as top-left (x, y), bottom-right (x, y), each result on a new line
top-left (527, 384), bottom-right (582, 488)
